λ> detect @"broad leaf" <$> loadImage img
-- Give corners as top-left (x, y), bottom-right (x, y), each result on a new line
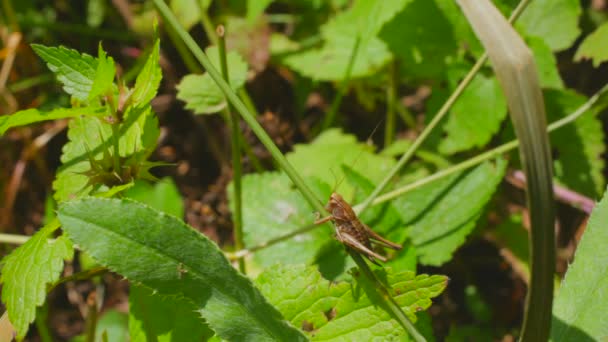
top-left (286, 129), bottom-right (396, 199)
top-left (439, 72), bottom-right (507, 154)
top-left (0, 221), bottom-right (73, 339)
top-left (170, 0), bottom-right (211, 31)
top-left (129, 285), bottom-right (213, 342)
top-left (551, 187), bottom-right (608, 341)
top-left (0, 106), bottom-right (106, 136)
top-left (131, 38), bottom-right (162, 107)
top-left (546, 89), bottom-right (605, 197)
top-left (575, 22), bottom-right (608, 67)
top-left (124, 179), bottom-right (210, 341)
top-left (393, 158), bottom-right (507, 266)
top-left (256, 264), bottom-right (447, 340)
top-left (58, 198), bottom-right (306, 341)
top-left (379, 0), bottom-right (460, 79)
top-left (233, 172), bottom-right (333, 268)
top-left (282, 0), bottom-right (409, 80)
top-left (515, 0), bottom-right (581, 52)
top-left (177, 46), bottom-right (247, 114)
top-left (31, 44), bottom-right (98, 101)
top-left (527, 36), bottom-right (564, 89)
top-left (71, 310), bottom-right (129, 342)
top-left (88, 44), bottom-right (116, 101)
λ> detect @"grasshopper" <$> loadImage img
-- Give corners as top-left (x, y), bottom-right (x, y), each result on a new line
top-left (315, 192), bottom-right (402, 264)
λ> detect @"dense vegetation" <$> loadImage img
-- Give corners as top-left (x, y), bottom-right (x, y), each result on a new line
top-left (1, 0), bottom-right (607, 341)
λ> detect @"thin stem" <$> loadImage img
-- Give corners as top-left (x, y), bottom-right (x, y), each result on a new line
top-left (84, 292), bottom-right (98, 342)
top-left (384, 61), bottom-right (397, 147)
top-left (218, 25), bottom-right (246, 273)
top-left (320, 36), bottom-right (361, 131)
top-left (228, 82), bottom-right (608, 256)
top-left (198, 1), bottom-right (218, 45)
top-left (357, 0), bottom-right (532, 214)
top-left (153, 0), bottom-right (325, 213)
top-left (0, 233), bottom-right (32, 244)
top-left (7, 73), bottom-right (54, 93)
top-left (238, 88), bottom-right (260, 118)
top-left (241, 138), bottom-right (265, 172)
top-left (348, 250), bottom-right (426, 342)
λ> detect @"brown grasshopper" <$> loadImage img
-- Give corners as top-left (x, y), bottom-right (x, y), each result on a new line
top-left (315, 192), bottom-right (402, 264)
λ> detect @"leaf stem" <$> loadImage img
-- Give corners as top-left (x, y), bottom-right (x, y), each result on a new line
top-left (356, 0), bottom-right (531, 214)
top-left (153, 0), bottom-right (325, 213)
top-left (218, 25), bottom-right (246, 273)
top-left (320, 36), bottom-right (361, 131)
top-left (348, 250), bottom-right (426, 342)
top-left (384, 61), bottom-right (397, 147)
top-left (197, 0), bottom-right (218, 45)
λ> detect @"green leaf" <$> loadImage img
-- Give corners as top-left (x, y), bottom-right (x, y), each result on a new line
top-left (515, 0), bottom-right (581, 51)
top-left (0, 221), bottom-right (73, 339)
top-left (177, 46), bottom-right (248, 114)
top-left (256, 264), bottom-right (447, 340)
top-left (129, 285), bottom-right (213, 342)
top-left (551, 187), bottom-right (608, 341)
top-left (527, 36), bottom-right (564, 89)
top-left (124, 178), bottom-right (183, 218)
top-left (131, 38), bottom-right (162, 106)
top-left (0, 106), bottom-right (106, 136)
top-left (235, 172), bottom-right (333, 268)
top-left (31, 44), bottom-right (98, 101)
top-left (71, 310), bottom-right (129, 342)
top-left (575, 22), bottom-right (608, 67)
top-left (53, 105), bottom-right (159, 202)
top-left (58, 198), bottom-right (306, 341)
top-left (546, 89), bottom-right (605, 197)
top-left (282, 0), bottom-right (409, 80)
top-left (439, 72), bottom-right (507, 154)
top-left (124, 178), bottom-right (208, 341)
top-left (379, 0), bottom-right (460, 79)
top-left (393, 158), bottom-right (507, 266)
top-left (286, 129), bottom-right (396, 199)
top-left (88, 44), bottom-right (116, 101)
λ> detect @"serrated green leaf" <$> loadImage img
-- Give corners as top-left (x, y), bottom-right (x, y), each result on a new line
top-left (31, 44), bottom-right (98, 101)
top-left (129, 285), bottom-right (213, 342)
top-left (53, 105), bottom-right (159, 202)
top-left (131, 38), bottom-right (162, 106)
top-left (234, 172), bottom-right (333, 268)
top-left (125, 178), bottom-right (183, 218)
top-left (379, 0), bottom-right (460, 79)
top-left (124, 178), bottom-right (209, 341)
top-left (575, 22), bottom-right (608, 67)
top-left (58, 198), bottom-right (306, 341)
top-left (0, 221), bottom-right (73, 339)
top-left (286, 129), bottom-right (396, 199)
top-left (551, 187), bottom-right (608, 341)
top-left (546, 89), bottom-right (605, 197)
top-left (256, 264), bottom-right (447, 340)
top-left (282, 0), bottom-right (409, 80)
top-left (394, 159), bottom-right (507, 266)
top-left (0, 106), bottom-right (106, 136)
top-left (527, 36), bottom-right (564, 89)
top-left (177, 46), bottom-right (248, 114)
top-left (516, 0), bottom-right (581, 51)
top-left (88, 44), bottom-right (116, 101)
top-left (439, 72), bottom-right (507, 154)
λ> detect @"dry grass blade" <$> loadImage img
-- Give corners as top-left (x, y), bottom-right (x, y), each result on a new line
top-left (456, 1), bottom-right (555, 341)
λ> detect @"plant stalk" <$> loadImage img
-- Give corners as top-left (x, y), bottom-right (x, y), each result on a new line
top-left (218, 25), bottom-right (246, 273)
